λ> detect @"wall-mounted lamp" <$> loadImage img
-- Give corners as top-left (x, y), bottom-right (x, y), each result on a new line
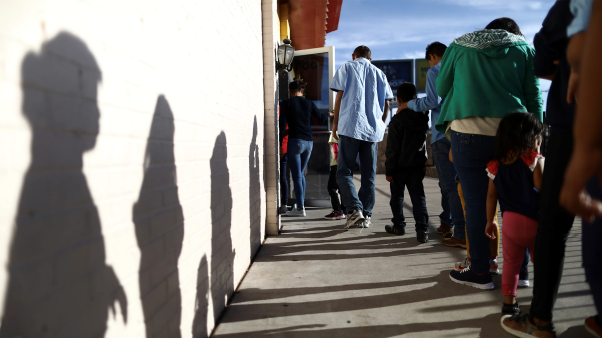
top-left (277, 39), bottom-right (295, 100)
top-left (277, 38), bottom-right (295, 73)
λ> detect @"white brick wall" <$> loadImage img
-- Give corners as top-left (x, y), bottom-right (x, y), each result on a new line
top-left (262, 0), bottom-right (281, 236)
top-left (0, 0), bottom-right (270, 337)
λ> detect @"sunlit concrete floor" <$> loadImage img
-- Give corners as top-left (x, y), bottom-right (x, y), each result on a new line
top-left (213, 175), bottom-right (594, 337)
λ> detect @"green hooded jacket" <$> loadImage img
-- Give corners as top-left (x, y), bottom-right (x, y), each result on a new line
top-left (435, 29), bottom-right (543, 134)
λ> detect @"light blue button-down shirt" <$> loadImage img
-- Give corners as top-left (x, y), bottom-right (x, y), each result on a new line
top-left (330, 58), bottom-right (394, 142)
top-left (407, 63), bottom-right (444, 144)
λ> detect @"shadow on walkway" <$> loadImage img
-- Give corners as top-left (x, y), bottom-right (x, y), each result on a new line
top-left (220, 270), bottom-right (494, 324)
top-left (216, 313), bottom-right (502, 337)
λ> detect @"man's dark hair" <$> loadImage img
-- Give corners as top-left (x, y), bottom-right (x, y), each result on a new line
top-left (397, 82), bottom-right (416, 103)
top-left (425, 42), bottom-right (447, 60)
top-left (289, 79), bottom-right (306, 93)
top-left (353, 45), bottom-right (371, 59)
top-left (485, 17), bottom-right (523, 36)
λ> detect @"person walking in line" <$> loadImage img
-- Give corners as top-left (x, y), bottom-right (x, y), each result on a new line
top-left (330, 45), bottom-right (394, 229)
top-left (400, 41), bottom-right (466, 248)
top-left (503, 0), bottom-right (594, 336)
top-left (483, 113), bottom-right (545, 308)
top-left (324, 131), bottom-right (346, 220)
top-left (436, 17), bottom-right (543, 289)
top-left (559, 2), bottom-right (602, 336)
top-left (279, 80), bottom-right (330, 217)
top-left (384, 82), bottom-right (430, 243)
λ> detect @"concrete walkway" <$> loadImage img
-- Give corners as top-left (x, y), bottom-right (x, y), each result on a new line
top-left (213, 175), bottom-right (594, 337)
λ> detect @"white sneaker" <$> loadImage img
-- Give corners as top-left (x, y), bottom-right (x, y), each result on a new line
top-left (517, 279), bottom-right (530, 288)
top-left (286, 207), bottom-right (306, 217)
top-left (361, 216), bottom-right (371, 228)
top-left (344, 209), bottom-right (365, 229)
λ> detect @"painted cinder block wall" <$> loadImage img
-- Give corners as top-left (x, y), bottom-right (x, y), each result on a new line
top-left (0, 0), bottom-right (275, 336)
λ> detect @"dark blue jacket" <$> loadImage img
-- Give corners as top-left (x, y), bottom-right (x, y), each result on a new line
top-left (385, 109), bottom-right (429, 176)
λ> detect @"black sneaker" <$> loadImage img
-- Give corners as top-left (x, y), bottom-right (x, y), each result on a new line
top-left (417, 231), bottom-right (428, 243)
top-left (449, 267), bottom-right (495, 290)
top-left (502, 302), bottom-right (521, 315)
top-left (385, 224), bottom-right (405, 235)
top-left (518, 267), bottom-right (529, 288)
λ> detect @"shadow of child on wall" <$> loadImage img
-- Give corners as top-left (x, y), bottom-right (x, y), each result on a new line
top-left (133, 95), bottom-right (184, 337)
top-left (210, 132), bottom-right (235, 328)
top-left (249, 116), bottom-right (262, 259)
top-left (0, 32), bottom-right (127, 337)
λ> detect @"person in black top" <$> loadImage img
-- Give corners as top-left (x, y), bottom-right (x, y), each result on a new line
top-left (279, 80), bottom-right (330, 216)
top-left (501, 1), bottom-right (579, 336)
top-left (384, 82), bottom-right (430, 243)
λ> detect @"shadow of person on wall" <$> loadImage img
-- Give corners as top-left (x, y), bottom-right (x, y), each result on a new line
top-left (249, 116), bottom-right (262, 259)
top-left (133, 95), bottom-right (184, 338)
top-left (192, 255), bottom-right (209, 338)
top-left (0, 32), bottom-right (127, 337)
top-left (210, 132), bottom-right (235, 326)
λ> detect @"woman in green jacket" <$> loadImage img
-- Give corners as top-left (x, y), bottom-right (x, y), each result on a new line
top-left (436, 18), bottom-right (543, 289)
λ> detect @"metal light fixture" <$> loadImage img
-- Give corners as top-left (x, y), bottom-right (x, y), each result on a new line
top-left (277, 38), bottom-right (295, 72)
top-left (277, 39), bottom-right (294, 101)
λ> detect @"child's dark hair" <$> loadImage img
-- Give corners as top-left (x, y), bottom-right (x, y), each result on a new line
top-left (396, 82), bottom-right (416, 103)
top-left (425, 42), bottom-right (447, 60)
top-left (494, 112), bottom-right (545, 162)
top-left (289, 79), bottom-right (306, 93)
top-left (485, 17), bottom-right (523, 36)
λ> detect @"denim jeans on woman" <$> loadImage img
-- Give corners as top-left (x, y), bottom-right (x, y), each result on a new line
top-left (287, 138), bottom-right (313, 209)
top-left (336, 135), bottom-right (377, 217)
top-left (432, 138), bottom-right (466, 241)
top-left (450, 131), bottom-right (495, 274)
top-left (280, 153), bottom-right (288, 207)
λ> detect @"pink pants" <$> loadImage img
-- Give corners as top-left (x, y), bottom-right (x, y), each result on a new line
top-left (502, 211), bottom-right (537, 296)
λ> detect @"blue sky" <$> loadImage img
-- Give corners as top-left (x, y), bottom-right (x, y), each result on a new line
top-left (326, 0), bottom-right (556, 95)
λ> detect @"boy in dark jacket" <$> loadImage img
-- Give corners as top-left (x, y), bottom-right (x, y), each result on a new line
top-left (384, 82), bottom-right (430, 243)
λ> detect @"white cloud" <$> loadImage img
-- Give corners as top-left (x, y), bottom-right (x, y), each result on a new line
top-left (403, 51), bottom-right (425, 59)
top-left (326, 17), bottom-right (469, 50)
top-left (432, 0), bottom-right (546, 11)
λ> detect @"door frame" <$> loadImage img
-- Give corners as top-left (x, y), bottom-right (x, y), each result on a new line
top-left (293, 46), bottom-right (335, 113)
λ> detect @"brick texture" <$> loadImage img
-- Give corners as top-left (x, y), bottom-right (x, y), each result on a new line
top-left (0, 0), bottom-right (269, 337)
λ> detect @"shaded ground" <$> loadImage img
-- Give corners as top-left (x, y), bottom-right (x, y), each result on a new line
top-left (213, 175), bottom-right (593, 338)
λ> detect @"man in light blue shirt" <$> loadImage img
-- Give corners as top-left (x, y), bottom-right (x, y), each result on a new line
top-left (330, 45), bottom-right (394, 229)
top-left (400, 42), bottom-right (466, 247)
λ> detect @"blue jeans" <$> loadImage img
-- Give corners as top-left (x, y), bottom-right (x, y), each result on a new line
top-left (390, 167), bottom-right (429, 232)
top-left (451, 131), bottom-right (495, 274)
top-left (287, 138), bottom-right (313, 209)
top-left (432, 138), bottom-right (466, 241)
top-left (336, 135), bottom-right (377, 217)
top-left (280, 153), bottom-right (288, 206)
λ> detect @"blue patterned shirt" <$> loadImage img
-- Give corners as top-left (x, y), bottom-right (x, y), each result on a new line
top-left (330, 58), bottom-right (394, 142)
